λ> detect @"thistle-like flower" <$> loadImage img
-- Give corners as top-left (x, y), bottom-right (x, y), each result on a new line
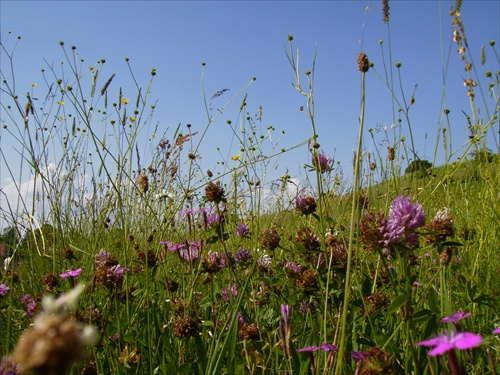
top-left (383, 195), bottom-right (426, 248)
top-left (312, 152), bottom-right (333, 173)
top-left (295, 195), bottom-right (317, 215)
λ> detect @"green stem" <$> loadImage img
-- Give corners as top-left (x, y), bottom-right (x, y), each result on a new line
top-left (335, 68), bottom-right (366, 374)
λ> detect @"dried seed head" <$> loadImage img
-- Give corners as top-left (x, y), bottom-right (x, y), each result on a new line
top-left (387, 146), bottom-right (395, 161)
top-left (204, 181), bottom-right (225, 204)
top-left (136, 173), bottom-right (149, 193)
top-left (383, 0), bottom-right (390, 23)
top-left (173, 316), bottom-right (199, 338)
top-left (259, 228), bottom-right (281, 250)
top-left (357, 52), bottom-right (370, 73)
top-left (11, 314), bottom-right (98, 374)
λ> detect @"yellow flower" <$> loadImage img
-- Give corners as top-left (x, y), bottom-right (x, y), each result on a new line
top-left (129, 117), bottom-right (136, 122)
top-left (231, 154), bottom-right (240, 161)
top-left (57, 101), bottom-right (65, 105)
top-left (122, 98), bottom-right (129, 105)
top-left (31, 83), bottom-right (38, 87)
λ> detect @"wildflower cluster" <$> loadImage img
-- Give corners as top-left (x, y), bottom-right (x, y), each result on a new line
top-left (94, 249), bottom-right (129, 289)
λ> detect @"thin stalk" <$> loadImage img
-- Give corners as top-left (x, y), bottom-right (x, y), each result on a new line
top-left (336, 65), bottom-right (367, 374)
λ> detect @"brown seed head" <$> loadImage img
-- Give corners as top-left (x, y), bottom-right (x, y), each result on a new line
top-left (205, 181), bottom-right (225, 204)
top-left (136, 173), bottom-right (149, 193)
top-left (358, 52), bottom-right (370, 73)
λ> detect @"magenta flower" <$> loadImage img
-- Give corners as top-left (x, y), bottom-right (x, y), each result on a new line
top-left (59, 267), bottom-right (83, 278)
top-left (441, 312), bottom-right (471, 324)
top-left (106, 265), bottom-right (130, 287)
top-left (351, 350), bottom-right (369, 362)
top-left (416, 331), bottom-right (482, 356)
top-left (236, 223), bottom-right (250, 237)
top-left (492, 328), bottom-right (500, 334)
top-left (297, 343), bottom-right (338, 352)
top-left (220, 285), bottom-right (238, 302)
top-left (384, 195), bottom-right (426, 247)
top-left (312, 152), bottom-right (333, 173)
top-left (0, 284), bottom-right (9, 298)
top-left (235, 248), bottom-right (252, 264)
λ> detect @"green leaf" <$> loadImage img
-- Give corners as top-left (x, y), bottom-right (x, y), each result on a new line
top-left (387, 294), bottom-right (408, 314)
top-left (428, 287), bottom-right (439, 314)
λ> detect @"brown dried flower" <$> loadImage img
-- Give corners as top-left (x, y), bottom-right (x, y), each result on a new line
top-left (173, 316), bottom-right (199, 338)
top-left (259, 228), bottom-right (281, 250)
top-left (358, 52), bottom-right (370, 73)
top-left (239, 323), bottom-right (260, 340)
top-left (205, 181), bottom-right (225, 204)
top-left (11, 314), bottom-right (97, 375)
top-left (136, 173), bottom-right (149, 193)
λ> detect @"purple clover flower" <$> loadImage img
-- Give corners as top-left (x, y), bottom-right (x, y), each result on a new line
top-left (351, 350), bottom-right (369, 363)
top-left (312, 152), bottom-right (333, 173)
top-left (95, 249), bottom-right (112, 267)
top-left (59, 267), bottom-right (83, 278)
top-left (204, 213), bottom-right (221, 228)
top-left (0, 356), bottom-right (18, 375)
top-left (235, 248), bottom-right (253, 264)
top-left (295, 195), bottom-right (317, 215)
top-left (236, 223), bottom-right (250, 237)
top-left (0, 284), bottom-right (9, 298)
top-left (299, 300), bottom-right (311, 314)
top-left (283, 261), bottom-right (302, 277)
top-left (106, 265), bottom-right (129, 287)
top-left (416, 331), bottom-right (482, 356)
top-left (492, 328), bottom-right (500, 334)
top-left (221, 285), bottom-right (238, 302)
top-left (219, 251), bottom-right (235, 268)
top-left (20, 294), bottom-right (37, 318)
top-left (384, 195), bottom-right (426, 247)
top-left (257, 254), bottom-right (272, 271)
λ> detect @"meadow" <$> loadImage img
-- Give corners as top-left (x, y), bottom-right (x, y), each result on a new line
top-left (1, 2), bottom-right (500, 374)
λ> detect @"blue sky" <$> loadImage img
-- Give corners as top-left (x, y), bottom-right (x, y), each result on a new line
top-left (1, 1), bottom-right (499, 211)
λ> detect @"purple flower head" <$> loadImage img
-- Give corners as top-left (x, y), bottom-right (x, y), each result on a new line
top-left (312, 152), bottom-right (333, 173)
top-left (204, 213), bottom-right (221, 228)
top-left (296, 346), bottom-right (319, 353)
top-left (59, 267), bottom-right (83, 278)
top-left (416, 331), bottom-right (482, 356)
top-left (257, 254), bottom-right (272, 271)
top-left (221, 285), bottom-right (238, 302)
top-left (179, 241), bottom-right (204, 262)
top-left (441, 312), bottom-right (471, 324)
top-left (295, 195), bottom-right (317, 215)
top-left (0, 356), bottom-right (19, 375)
top-left (95, 249), bottom-right (112, 267)
top-left (219, 251), bottom-right (235, 268)
top-left (179, 207), bottom-right (213, 216)
top-left (281, 305), bottom-right (290, 326)
top-left (237, 312), bottom-right (245, 328)
top-left (20, 294), bottom-right (37, 318)
top-left (235, 248), bottom-right (253, 264)
top-left (296, 343), bottom-right (337, 353)
top-left (106, 265), bottom-right (129, 288)
top-left (384, 195), bottom-right (426, 247)
top-left (0, 284), bottom-right (10, 298)
top-left (492, 328), bottom-right (500, 335)
top-left (351, 350), bottom-right (369, 363)
top-left (283, 261), bottom-right (302, 277)
top-left (236, 223), bottom-right (250, 237)
top-left (299, 299), bottom-right (312, 314)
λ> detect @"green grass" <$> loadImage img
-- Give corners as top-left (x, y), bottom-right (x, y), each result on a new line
top-left (1, 3), bottom-right (500, 374)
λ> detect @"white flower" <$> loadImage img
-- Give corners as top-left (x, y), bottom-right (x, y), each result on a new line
top-left (3, 257), bottom-right (12, 271)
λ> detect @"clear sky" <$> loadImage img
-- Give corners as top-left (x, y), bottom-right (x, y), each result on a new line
top-left (1, 1), bottom-right (499, 218)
